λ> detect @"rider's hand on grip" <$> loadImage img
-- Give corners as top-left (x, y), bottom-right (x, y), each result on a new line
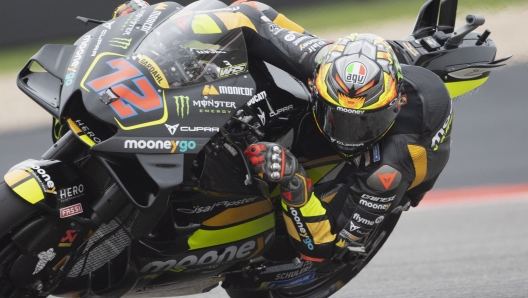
top-left (244, 142), bottom-right (298, 185)
top-left (113, 0), bottom-right (150, 18)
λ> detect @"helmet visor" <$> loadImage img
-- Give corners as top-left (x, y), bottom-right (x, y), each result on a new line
top-left (314, 97), bottom-right (399, 150)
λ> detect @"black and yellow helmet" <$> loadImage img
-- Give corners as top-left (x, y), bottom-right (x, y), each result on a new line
top-left (313, 33), bottom-right (404, 158)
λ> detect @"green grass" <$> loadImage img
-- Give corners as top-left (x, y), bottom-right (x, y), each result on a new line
top-left (0, 0), bottom-right (526, 74)
top-left (281, 0), bottom-right (528, 32)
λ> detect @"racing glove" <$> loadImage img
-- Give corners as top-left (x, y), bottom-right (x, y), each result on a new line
top-left (113, 0), bottom-right (150, 18)
top-left (244, 142), bottom-right (312, 206)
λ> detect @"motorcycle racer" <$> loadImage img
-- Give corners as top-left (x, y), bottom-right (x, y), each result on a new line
top-left (109, 0), bottom-right (452, 262)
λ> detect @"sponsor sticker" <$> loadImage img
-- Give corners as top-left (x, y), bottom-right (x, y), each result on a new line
top-left (59, 230), bottom-right (78, 247)
top-left (246, 91), bottom-right (267, 106)
top-left (373, 143), bottom-right (380, 162)
top-left (218, 63), bottom-right (247, 78)
top-left (284, 33), bottom-right (296, 41)
top-left (165, 124), bottom-right (179, 135)
top-left (58, 184), bottom-right (85, 203)
top-left (141, 10), bottom-right (162, 34)
top-left (263, 270), bottom-right (315, 289)
top-left (345, 61), bottom-right (367, 84)
top-left (124, 139), bottom-right (197, 153)
top-left (33, 248), bottom-right (56, 275)
top-left (177, 197), bottom-right (257, 214)
top-left (269, 105), bottom-right (293, 117)
top-left (60, 203), bottom-right (83, 218)
top-left (65, 35), bottom-right (91, 86)
top-left (123, 10), bottom-right (146, 35)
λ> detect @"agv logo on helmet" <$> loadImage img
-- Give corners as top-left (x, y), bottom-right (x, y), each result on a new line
top-left (345, 62), bottom-right (368, 84)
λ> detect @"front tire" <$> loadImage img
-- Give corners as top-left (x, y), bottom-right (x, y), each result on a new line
top-left (0, 181), bottom-right (41, 297)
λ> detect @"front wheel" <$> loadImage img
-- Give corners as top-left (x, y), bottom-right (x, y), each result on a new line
top-left (0, 181), bottom-right (42, 297)
top-left (225, 211), bottom-right (402, 298)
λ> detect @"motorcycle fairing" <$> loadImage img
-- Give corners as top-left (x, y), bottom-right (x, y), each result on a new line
top-left (4, 159), bottom-right (94, 214)
top-left (133, 229), bottom-right (275, 291)
top-left (9, 216), bottom-right (89, 289)
top-left (17, 44), bottom-right (76, 119)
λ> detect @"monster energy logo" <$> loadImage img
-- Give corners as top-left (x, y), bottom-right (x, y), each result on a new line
top-left (174, 96), bottom-right (190, 118)
top-left (109, 38), bottom-right (132, 50)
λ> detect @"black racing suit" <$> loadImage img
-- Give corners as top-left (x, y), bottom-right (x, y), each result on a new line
top-left (219, 1), bottom-right (452, 260)
top-left (82, 0), bottom-right (452, 261)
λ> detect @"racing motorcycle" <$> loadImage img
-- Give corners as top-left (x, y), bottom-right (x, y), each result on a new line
top-left (0, 0), bottom-right (509, 297)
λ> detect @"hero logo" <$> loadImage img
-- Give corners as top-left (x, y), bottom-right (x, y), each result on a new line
top-left (270, 105), bottom-right (293, 117)
top-left (74, 120), bottom-right (101, 143)
top-left (219, 63), bottom-right (247, 78)
top-left (140, 235), bottom-right (270, 273)
top-left (26, 164), bottom-right (56, 194)
top-left (359, 199), bottom-right (390, 211)
top-left (124, 139), bottom-right (197, 153)
top-left (289, 207), bottom-right (314, 251)
top-left (59, 184), bottom-right (85, 203)
top-left (65, 35), bottom-right (91, 86)
top-left (337, 106), bottom-right (363, 115)
top-left (360, 194), bottom-right (396, 203)
top-left (431, 106), bottom-right (453, 151)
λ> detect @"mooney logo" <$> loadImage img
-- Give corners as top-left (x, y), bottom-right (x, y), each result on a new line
top-left (174, 96), bottom-right (190, 118)
top-left (337, 106), bottom-right (363, 115)
top-left (124, 139), bottom-right (197, 153)
top-left (165, 124), bottom-right (179, 135)
top-left (27, 164), bottom-right (56, 194)
top-left (65, 35), bottom-right (91, 86)
top-left (140, 234), bottom-right (272, 273)
top-left (289, 207), bottom-right (314, 251)
top-left (109, 38), bottom-right (132, 49)
top-left (219, 63), bottom-right (247, 78)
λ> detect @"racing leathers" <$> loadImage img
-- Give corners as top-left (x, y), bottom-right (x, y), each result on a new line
top-left (107, 0), bottom-right (452, 261)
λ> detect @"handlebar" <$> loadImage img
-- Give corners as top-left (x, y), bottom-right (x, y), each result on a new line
top-left (445, 14), bottom-right (486, 49)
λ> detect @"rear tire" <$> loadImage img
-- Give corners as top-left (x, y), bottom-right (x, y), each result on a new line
top-left (225, 212), bottom-right (402, 298)
top-left (0, 181), bottom-right (41, 297)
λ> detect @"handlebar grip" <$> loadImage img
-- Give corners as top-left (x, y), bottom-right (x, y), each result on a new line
top-left (466, 14), bottom-right (485, 26)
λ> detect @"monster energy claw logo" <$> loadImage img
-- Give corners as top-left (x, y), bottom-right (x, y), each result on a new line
top-left (109, 38), bottom-right (133, 50)
top-left (174, 96), bottom-right (190, 118)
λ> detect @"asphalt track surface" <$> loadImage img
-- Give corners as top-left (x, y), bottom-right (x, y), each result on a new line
top-left (1, 64), bottom-right (527, 297)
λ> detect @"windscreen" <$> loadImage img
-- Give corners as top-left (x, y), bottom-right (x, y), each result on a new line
top-left (135, 7), bottom-right (249, 89)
